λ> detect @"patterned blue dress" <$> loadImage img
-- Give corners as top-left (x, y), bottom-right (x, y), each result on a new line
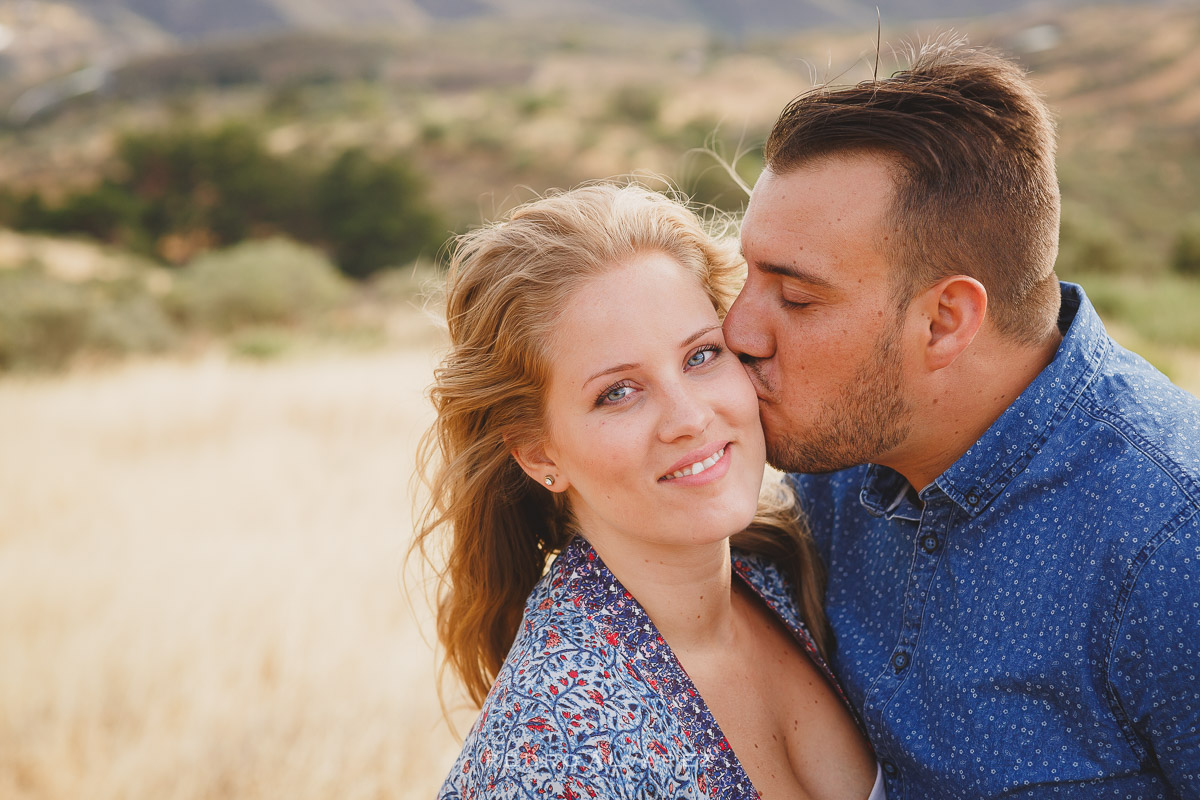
top-left (437, 535), bottom-right (852, 799)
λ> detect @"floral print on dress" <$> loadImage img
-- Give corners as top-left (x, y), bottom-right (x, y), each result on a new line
top-left (437, 536), bottom-right (841, 800)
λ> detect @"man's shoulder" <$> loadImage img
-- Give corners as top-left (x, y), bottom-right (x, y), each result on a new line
top-left (1076, 338), bottom-right (1200, 501)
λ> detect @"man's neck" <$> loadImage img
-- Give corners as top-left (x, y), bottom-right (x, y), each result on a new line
top-left (893, 328), bottom-right (1063, 492)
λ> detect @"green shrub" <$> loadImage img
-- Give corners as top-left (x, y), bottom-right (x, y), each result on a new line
top-left (230, 327), bottom-right (293, 360)
top-left (609, 85), bottom-right (661, 125)
top-left (169, 238), bottom-right (350, 332)
top-left (85, 289), bottom-right (178, 356)
top-left (1170, 221), bottom-right (1200, 277)
top-left (1057, 206), bottom-right (1130, 276)
top-left (0, 268), bottom-right (180, 371)
top-left (365, 263), bottom-right (441, 305)
top-left (0, 270), bottom-right (93, 371)
top-left (1075, 272), bottom-right (1200, 349)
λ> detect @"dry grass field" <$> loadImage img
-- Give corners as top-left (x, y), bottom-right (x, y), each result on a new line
top-left (1, 308), bottom-right (1198, 800)
top-left (0, 321), bottom-right (476, 799)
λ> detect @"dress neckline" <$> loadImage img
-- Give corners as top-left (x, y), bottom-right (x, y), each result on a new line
top-left (551, 536), bottom-right (872, 799)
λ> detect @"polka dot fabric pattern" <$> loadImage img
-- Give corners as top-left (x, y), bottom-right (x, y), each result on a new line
top-left (436, 537), bottom-right (838, 800)
top-left (792, 283), bottom-right (1200, 799)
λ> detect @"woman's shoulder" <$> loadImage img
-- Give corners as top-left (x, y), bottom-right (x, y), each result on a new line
top-left (729, 546), bottom-right (829, 668)
top-left (437, 539), bottom-right (707, 799)
top-left (731, 547), bottom-right (802, 621)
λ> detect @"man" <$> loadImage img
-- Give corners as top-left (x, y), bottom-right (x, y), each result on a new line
top-left (724, 41), bottom-right (1200, 798)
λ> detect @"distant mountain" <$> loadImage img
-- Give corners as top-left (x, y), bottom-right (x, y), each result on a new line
top-left (62, 0), bottom-right (1154, 41)
top-left (0, 0), bottom-right (1166, 89)
top-left (68, 0), bottom-right (427, 40)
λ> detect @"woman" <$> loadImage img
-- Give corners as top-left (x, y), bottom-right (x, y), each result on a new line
top-left (415, 184), bottom-right (883, 799)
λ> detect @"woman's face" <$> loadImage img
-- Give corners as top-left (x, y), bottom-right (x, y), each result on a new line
top-left (532, 251), bottom-right (767, 556)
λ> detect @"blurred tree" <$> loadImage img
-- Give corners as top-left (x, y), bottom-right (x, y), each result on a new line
top-left (315, 148), bottom-right (445, 279)
top-left (39, 182), bottom-right (147, 247)
top-left (14, 193), bottom-right (51, 231)
top-left (5, 125), bottom-right (446, 277)
top-left (117, 123), bottom-right (314, 253)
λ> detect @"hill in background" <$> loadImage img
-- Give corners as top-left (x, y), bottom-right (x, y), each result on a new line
top-left (0, 0), bottom-right (1174, 84)
top-left (2, 1), bottom-right (1200, 372)
top-left (60, 0), bottom-right (1170, 40)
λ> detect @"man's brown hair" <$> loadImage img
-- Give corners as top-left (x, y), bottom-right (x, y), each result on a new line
top-left (764, 41), bottom-right (1061, 344)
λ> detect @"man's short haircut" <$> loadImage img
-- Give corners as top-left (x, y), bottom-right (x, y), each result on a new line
top-left (764, 40), bottom-right (1062, 344)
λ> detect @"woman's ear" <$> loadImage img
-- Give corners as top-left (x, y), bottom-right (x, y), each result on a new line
top-left (510, 439), bottom-right (569, 493)
top-left (915, 275), bottom-right (987, 371)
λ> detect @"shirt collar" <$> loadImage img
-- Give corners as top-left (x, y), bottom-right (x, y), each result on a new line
top-left (860, 282), bottom-right (1110, 519)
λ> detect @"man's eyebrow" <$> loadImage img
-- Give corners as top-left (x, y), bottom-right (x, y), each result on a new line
top-left (582, 324), bottom-right (721, 389)
top-left (754, 261), bottom-right (838, 290)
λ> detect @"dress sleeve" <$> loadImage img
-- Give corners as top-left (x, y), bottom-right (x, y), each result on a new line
top-left (1107, 512), bottom-right (1200, 796)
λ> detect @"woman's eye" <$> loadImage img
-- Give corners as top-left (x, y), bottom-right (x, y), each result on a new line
top-left (686, 345), bottom-right (719, 368)
top-left (597, 383), bottom-right (634, 405)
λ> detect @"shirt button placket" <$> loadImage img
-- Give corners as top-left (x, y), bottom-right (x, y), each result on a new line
top-left (864, 497), bottom-right (951, 782)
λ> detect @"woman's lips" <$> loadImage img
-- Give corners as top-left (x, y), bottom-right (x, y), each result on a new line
top-left (658, 444), bottom-right (732, 486)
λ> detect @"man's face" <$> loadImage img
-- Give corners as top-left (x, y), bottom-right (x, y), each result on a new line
top-left (724, 155), bottom-right (917, 474)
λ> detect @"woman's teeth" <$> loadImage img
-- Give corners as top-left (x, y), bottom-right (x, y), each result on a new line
top-left (663, 447), bottom-right (725, 481)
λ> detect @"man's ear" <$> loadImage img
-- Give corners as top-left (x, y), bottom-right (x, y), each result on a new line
top-left (914, 275), bottom-right (987, 371)
top-left (510, 439), bottom-right (569, 493)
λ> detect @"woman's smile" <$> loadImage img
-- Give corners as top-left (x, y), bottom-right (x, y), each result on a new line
top-left (659, 442), bottom-right (731, 484)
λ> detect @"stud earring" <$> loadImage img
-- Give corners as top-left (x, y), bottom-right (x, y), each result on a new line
top-left (544, 476), bottom-right (555, 486)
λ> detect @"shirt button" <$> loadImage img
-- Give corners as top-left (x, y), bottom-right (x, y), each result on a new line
top-left (882, 760), bottom-right (897, 777)
top-left (891, 651), bottom-right (910, 672)
top-left (966, 490), bottom-right (980, 505)
top-left (921, 534), bottom-right (941, 553)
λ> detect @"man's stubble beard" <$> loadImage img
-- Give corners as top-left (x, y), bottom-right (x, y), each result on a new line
top-left (764, 317), bottom-right (914, 475)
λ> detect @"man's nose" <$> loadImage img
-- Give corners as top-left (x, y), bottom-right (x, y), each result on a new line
top-left (723, 288), bottom-right (773, 361)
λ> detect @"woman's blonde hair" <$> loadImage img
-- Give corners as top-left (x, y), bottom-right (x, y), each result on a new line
top-left (413, 182), bottom-right (829, 707)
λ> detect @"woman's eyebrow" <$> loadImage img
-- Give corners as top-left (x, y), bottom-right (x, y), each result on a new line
top-left (583, 362), bottom-right (637, 388)
top-left (581, 324), bottom-right (721, 389)
top-left (682, 324), bottom-right (721, 347)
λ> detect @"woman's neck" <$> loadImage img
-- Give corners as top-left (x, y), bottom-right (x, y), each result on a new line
top-left (584, 534), bottom-right (738, 654)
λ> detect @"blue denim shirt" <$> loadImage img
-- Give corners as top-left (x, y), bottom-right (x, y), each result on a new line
top-left (790, 283), bottom-right (1200, 799)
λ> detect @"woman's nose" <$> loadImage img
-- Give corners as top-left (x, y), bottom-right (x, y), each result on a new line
top-left (657, 383), bottom-right (715, 442)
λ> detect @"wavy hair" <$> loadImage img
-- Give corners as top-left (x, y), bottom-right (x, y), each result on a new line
top-left (413, 183), bottom-right (829, 707)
